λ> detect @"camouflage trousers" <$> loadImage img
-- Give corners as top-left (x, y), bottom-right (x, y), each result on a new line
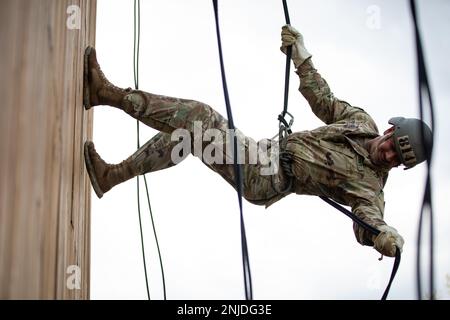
top-left (111, 89), bottom-right (291, 206)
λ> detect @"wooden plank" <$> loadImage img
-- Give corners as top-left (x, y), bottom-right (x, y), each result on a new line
top-left (0, 0), bottom-right (96, 299)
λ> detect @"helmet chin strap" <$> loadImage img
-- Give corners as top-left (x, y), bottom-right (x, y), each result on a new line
top-left (381, 131), bottom-right (394, 142)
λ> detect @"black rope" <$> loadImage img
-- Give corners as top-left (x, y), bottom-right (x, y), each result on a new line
top-left (279, 0), bottom-right (293, 135)
top-left (410, 0), bottom-right (436, 300)
top-left (134, 0), bottom-right (167, 300)
top-left (212, 0), bottom-right (253, 300)
top-left (320, 196), bottom-right (400, 300)
top-left (280, 0), bottom-right (400, 300)
top-left (319, 197), bottom-right (379, 235)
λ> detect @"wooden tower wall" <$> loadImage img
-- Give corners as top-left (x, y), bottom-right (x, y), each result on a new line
top-left (0, 0), bottom-right (96, 299)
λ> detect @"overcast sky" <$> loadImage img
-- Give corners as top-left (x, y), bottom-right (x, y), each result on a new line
top-left (91, 0), bottom-right (450, 300)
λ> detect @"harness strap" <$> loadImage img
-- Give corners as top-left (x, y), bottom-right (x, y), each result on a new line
top-left (271, 138), bottom-right (294, 194)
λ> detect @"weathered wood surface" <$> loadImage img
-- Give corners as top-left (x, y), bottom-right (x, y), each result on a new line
top-left (0, 0), bottom-right (96, 299)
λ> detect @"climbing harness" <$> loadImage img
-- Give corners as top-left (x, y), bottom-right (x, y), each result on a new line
top-left (270, 148), bottom-right (294, 194)
top-left (275, 0), bottom-right (401, 300)
top-left (410, 0), bottom-right (436, 300)
top-left (133, 0), bottom-right (166, 300)
top-left (212, 0), bottom-right (253, 300)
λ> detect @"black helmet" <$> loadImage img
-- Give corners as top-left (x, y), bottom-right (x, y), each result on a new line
top-left (388, 117), bottom-right (433, 169)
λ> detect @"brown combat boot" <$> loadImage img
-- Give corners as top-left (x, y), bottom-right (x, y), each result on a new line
top-left (83, 46), bottom-right (131, 109)
top-left (84, 141), bottom-right (139, 198)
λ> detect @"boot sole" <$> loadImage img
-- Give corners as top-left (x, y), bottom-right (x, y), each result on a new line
top-left (84, 141), bottom-right (104, 199)
top-left (83, 46), bottom-right (93, 110)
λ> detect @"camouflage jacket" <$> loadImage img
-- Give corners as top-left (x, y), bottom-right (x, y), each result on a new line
top-left (284, 59), bottom-right (390, 246)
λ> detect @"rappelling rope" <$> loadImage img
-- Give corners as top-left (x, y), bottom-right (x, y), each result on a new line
top-left (212, 0), bottom-right (253, 300)
top-left (133, 0), bottom-right (167, 300)
top-left (271, 0), bottom-right (295, 195)
top-left (278, 0), bottom-right (294, 136)
top-left (319, 196), bottom-right (401, 300)
top-left (278, 0), bottom-right (400, 300)
top-left (409, 0), bottom-right (436, 300)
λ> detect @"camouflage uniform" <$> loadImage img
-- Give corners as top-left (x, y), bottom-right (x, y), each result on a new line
top-left (118, 88), bottom-right (289, 207)
top-left (119, 58), bottom-right (388, 247)
top-left (284, 59), bottom-right (389, 246)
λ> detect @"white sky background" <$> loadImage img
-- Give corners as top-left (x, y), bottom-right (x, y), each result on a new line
top-left (91, 0), bottom-right (450, 300)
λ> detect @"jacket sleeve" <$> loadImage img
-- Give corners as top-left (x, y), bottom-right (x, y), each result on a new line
top-left (296, 59), bottom-right (370, 125)
top-left (351, 199), bottom-right (387, 246)
top-left (339, 178), bottom-right (388, 246)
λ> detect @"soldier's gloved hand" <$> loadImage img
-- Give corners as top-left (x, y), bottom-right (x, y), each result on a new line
top-left (372, 225), bottom-right (404, 257)
top-left (280, 25), bottom-right (312, 68)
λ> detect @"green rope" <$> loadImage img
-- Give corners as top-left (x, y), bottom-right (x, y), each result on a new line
top-left (133, 0), bottom-right (150, 300)
top-left (134, 0), bottom-right (167, 300)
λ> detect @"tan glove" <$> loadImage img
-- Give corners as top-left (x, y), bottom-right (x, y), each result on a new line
top-left (372, 225), bottom-right (404, 257)
top-left (280, 25), bottom-right (312, 68)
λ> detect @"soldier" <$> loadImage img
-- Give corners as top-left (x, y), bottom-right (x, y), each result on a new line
top-left (83, 25), bottom-right (432, 258)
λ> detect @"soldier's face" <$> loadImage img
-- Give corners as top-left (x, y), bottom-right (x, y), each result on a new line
top-left (369, 128), bottom-right (400, 169)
